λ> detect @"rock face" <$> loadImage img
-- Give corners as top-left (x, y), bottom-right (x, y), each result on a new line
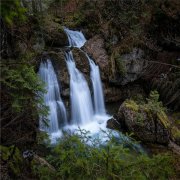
top-left (83, 35), bottom-right (109, 79)
top-left (72, 48), bottom-right (90, 75)
top-left (104, 84), bottom-right (145, 103)
top-left (120, 48), bottom-right (146, 85)
top-left (116, 101), bottom-right (170, 144)
top-left (111, 48), bottom-right (147, 85)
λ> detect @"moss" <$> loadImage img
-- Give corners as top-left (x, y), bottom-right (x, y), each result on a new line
top-left (115, 55), bottom-right (127, 76)
top-left (157, 111), bottom-right (171, 129)
top-left (125, 100), bottom-right (139, 112)
top-left (136, 112), bottom-right (144, 126)
top-left (172, 112), bottom-right (180, 126)
top-left (153, 110), bottom-right (180, 142)
top-left (171, 126), bottom-right (180, 140)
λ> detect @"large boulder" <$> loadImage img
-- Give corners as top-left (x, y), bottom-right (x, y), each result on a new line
top-left (116, 100), bottom-right (170, 144)
top-left (83, 35), bottom-right (109, 79)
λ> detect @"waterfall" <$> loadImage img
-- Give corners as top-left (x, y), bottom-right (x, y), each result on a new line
top-left (64, 28), bottom-right (86, 48)
top-left (38, 59), bottom-right (67, 133)
top-left (65, 51), bottom-right (94, 125)
top-left (88, 57), bottom-right (106, 115)
top-left (64, 27), bottom-right (106, 115)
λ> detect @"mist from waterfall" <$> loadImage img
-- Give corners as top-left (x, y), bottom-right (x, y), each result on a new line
top-left (38, 59), bottom-right (67, 133)
top-left (65, 51), bottom-right (94, 125)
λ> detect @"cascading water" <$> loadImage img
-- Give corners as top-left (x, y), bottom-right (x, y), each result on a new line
top-left (65, 51), bottom-right (94, 125)
top-left (38, 59), bottom-right (67, 133)
top-left (64, 28), bottom-right (86, 48)
top-left (65, 27), bottom-right (106, 115)
top-left (37, 28), bottom-right (143, 152)
top-left (88, 56), bottom-right (106, 115)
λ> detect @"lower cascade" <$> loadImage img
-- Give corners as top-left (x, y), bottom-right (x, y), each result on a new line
top-left (38, 59), bottom-right (67, 133)
top-left (88, 56), bottom-right (106, 115)
top-left (65, 51), bottom-right (94, 125)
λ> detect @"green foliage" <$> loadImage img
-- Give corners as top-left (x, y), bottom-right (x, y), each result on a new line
top-left (125, 100), bottom-right (139, 112)
top-left (37, 131), bottom-right (51, 146)
top-left (0, 145), bottom-right (23, 176)
top-left (0, 52), bottom-right (48, 127)
top-left (1, 62), bottom-right (46, 115)
top-left (32, 165), bottom-right (56, 180)
top-left (125, 91), bottom-right (169, 127)
top-left (34, 130), bottom-right (175, 180)
top-left (145, 90), bottom-right (166, 115)
top-left (63, 11), bottom-right (85, 28)
top-left (0, 0), bottom-right (27, 25)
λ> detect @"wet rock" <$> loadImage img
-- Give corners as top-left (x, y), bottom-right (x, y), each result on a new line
top-left (83, 35), bottom-right (109, 79)
top-left (72, 48), bottom-right (90, 75)
top-left (106, 116), bottom-right (121, 130)
top-left (43, 50), bottom-right (70, 97)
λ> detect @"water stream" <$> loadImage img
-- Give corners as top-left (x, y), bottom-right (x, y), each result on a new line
top-left (38, 59), bottom-right (67, 133)
top-left (38, 28), bottom-right (143, 152)
top-left (88, 56), bottom-right (106, 115)
top-left (65, 51), bottom-right (94, 125)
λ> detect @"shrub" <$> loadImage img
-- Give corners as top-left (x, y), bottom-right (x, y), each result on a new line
top-left (34, 130), bottom-right (175, 180)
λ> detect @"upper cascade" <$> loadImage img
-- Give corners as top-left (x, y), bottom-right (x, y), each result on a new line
top-left (38, 59), bottom-right (67, 133)
top-left (64, 28), bottom-right (86, 48)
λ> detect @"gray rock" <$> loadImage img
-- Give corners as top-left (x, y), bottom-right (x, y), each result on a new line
top-left (119, 48), bottom-right (147, 85)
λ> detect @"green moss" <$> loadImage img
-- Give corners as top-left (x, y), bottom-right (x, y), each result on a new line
top-left (125, 100), bottom-right (139, 112)
top-left (171, 126), bottom-right (180, 141)
top-left (157, 111), bottom-right (171, 129)
top-left (115, 55), bottom-right (127, 76)
top-left (136, 112), bottom-right (144, 126)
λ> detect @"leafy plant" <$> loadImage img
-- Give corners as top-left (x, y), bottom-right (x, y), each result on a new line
top-left (0, 145), bottom-right (23, 177)
top-left (34, 130), bottom-right (175, 180)
top-left (0, 0), bottom-right (27, 25)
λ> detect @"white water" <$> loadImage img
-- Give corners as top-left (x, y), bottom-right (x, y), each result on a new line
top-left (39, 28), bottom-right (143, 153)
top-left (64, 28), bottom-right (86, 48)
top-left (47, 28), bottom-right (112, 143)
top-left (65, 51), bottom-right (94, 125)
top-left (88, 56), bottom-right (106, 115)
top-left (38, 59), bottom-right (67, 133)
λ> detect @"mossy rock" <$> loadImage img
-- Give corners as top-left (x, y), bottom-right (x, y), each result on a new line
top-left (157, 111), bottom-right (180, 145)
top-left (171, 126), bottom-right (180, 145)
top-left (157, 111), bottom-right (171, 129)
top-left (124, 100), bottom-right (139, 112)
